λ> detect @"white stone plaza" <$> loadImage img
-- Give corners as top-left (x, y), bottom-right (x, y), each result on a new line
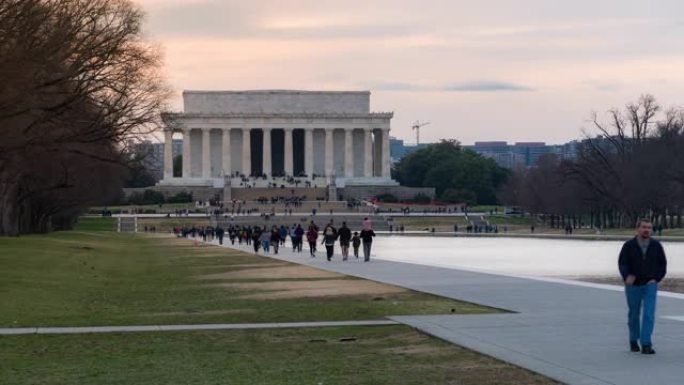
top-left (159, 90), bottom-right (397, 188)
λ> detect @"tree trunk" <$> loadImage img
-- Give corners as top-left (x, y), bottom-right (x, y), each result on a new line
top-left (0, 180), bottom-right (20, 236)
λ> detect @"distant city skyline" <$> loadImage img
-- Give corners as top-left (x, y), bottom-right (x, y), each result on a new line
top-left (138, 0), bottom-right (684, 144)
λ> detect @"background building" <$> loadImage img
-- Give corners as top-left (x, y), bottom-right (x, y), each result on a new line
top-left (133, 139), bottom-right (182, 182)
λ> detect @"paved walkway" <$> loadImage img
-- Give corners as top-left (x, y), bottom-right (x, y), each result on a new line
top-left (220, 239), bottom-right (684, 385)
top-left (0, 320), bottom-right (397, 335)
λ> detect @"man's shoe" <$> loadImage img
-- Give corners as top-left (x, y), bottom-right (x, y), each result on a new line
top-left (630, 341), bottom-right (640, 352)
top-left (641, 345), bottom-right (656, 355)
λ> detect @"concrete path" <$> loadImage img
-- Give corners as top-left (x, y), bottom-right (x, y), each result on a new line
top-left (0, 320), bottom-right (398, 336)
top-left (219, 239), bottom-right (684, 385)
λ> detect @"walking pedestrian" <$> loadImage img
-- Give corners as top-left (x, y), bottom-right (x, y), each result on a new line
top-left (351, 231), bottom-right (361, 259)
top-left (271, 226), bottom-right (281, 254)
top-left (306, 225), bottom-right (318, 257)
top-left (279, 225), bottom-right (288, 247)
top-left (294, 224), bottom-right (304, 252)
top-left (260, 226), bottom-right (271, 253)
top-left (251, 227), bottom-right (261, 253)
top-left (321, 222), bottom-right (338, 261)
top-left (619, 218), bottom-right (667, 354)
top-left (338, 221), bottom-right (352, 261)
top-left (216, 226), bottom-right (225, 245)
top-left (360, 226), bottom-right (375, 262)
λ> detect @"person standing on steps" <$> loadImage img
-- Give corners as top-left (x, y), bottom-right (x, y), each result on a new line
top-left (321, 221), bottom-right (338, 261)
top-left (360, 226), bottom-right (376, 262)
top-left (338, 222), bottom-right (352, 261)
top-left (619, 218), bottom-right (667, 355)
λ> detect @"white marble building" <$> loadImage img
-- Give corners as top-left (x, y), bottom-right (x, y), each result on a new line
top-left (159, 90), bottom-right (397, 188)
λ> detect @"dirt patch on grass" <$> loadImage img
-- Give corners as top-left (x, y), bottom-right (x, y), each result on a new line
top-left (190, 263), bottom-right (287, 270)
top-left (145, 309), bottom-right (257, 317)
top-left (200, 265), bottom-right (341, 280)
top-left (384, 344), bottom-right (451, 356)
top-left (218, 279), bottom-right (406, 299)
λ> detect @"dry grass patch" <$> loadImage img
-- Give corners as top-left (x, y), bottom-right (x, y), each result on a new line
top-left (144, 309), bottom-right (257, 317)
top-left (384, 344), bottom-right (453, 356)
top-left (220, 279), bottom-right (406, 299)
top-left (199, 265), bottom-right (341, 280)
top-left (190, 262), bottom-right (287, 270)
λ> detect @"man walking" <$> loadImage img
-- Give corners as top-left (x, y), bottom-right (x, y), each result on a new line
top-left (618, 218), bottom-right (667, 354)
top-left (360, 226), bottom-right (375, 262)
top-left (338, 222), bottom-right (352, 261)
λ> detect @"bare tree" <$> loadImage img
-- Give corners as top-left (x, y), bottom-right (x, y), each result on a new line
top-left (0, 0), bottom-right (169, 235)
top-left (501, 95), bottom-right (684, 229)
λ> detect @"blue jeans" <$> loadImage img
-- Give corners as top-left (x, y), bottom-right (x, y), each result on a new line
top-left (625, 282), bottom-right (658, 346)
top-left (261, 240), bottom-right (270, 253)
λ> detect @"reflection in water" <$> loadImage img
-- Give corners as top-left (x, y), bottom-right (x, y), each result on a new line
top-left (372, 236), bottom-right (684, 278)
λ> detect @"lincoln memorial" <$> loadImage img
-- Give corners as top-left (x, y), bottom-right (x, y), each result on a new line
top-left (158, 90), bottom-right (397, 189)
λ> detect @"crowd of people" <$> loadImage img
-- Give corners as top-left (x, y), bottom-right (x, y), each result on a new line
top-left (174, 217), bottom-right (377, 262)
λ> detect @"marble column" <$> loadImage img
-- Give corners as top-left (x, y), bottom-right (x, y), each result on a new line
top-left (344, 128), bottom-right (354, 177)
top-left (182, 128), bottom-right (191, 178)
top-left (382, 128), bottom-right (391, 178)
top-left (364, 128), bottom-right (373, 177)
top-left (284, 128), bottom-right (293, 176)
top-left (222, 128), bottom-right (231, 177)
top-left (242, 128), bottom-right (251, 176)
top-left (325, 128), bottom-right (334, 177)
top-left (163, 130), bottom-right (173, 180)
top-left (304, 128), bottom-right (313, 177)
top-left (202, 128), bottom-right (211, 179)
top-left (262, 128), bottom-right (271, 176)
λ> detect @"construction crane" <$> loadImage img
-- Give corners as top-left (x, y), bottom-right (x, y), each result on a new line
top-left (412, 120), bottom-right (430, 145)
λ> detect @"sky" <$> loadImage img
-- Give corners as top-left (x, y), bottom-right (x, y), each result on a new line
top-left (136, 0), bottom-right (684, 145)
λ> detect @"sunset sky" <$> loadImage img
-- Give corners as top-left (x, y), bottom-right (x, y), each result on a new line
top-left (137, 0), bottom-right (684, 145)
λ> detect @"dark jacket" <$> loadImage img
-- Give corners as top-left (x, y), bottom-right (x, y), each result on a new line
top-left (618, 237), bottom-right (667, 286)
top-left (338, 226), bottom-right (352, 243)
top-left (360, 229), bottom-right (375, 243)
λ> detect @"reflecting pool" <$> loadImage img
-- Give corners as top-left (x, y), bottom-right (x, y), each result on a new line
top-left (372, 236), bottom-right (684, 278)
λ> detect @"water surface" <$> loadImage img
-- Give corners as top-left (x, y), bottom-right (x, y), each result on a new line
top-left (372, 236), bottom-right (684, 278)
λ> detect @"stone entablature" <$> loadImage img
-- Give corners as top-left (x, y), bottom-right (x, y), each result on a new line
top-left (163, 112), bottom-right (393, 128)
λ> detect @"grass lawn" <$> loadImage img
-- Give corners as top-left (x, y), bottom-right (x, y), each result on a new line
top-left (1, 325), bottom-right (555, 385)
top-left (0, 232), bottom-right (493, 327)
top-left (0, 231), bottom-right (559, 385)
top-left (72, 217), bottom-right (117, 232)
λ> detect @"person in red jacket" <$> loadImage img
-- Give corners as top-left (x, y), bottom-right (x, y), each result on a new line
top-left (306, 224), bottom-right (319, 257)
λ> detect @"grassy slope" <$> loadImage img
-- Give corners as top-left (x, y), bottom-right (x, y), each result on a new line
top-left (0, 232), bottom-right (557, 385)
top-left (0, 232), bottom-right (490, 327)
top-left (1, 326), bottom-right (554, 385)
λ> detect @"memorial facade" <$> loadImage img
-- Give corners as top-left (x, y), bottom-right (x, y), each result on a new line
top-left (158, 90), bottom-right (397, 188)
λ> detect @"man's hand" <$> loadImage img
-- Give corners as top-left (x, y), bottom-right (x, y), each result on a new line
top-left (625, 275), bottom-right (636, 286)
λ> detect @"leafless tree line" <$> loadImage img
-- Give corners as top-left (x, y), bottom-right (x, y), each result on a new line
top-left (0, 0), bottom-right (169, 235)
top-left (501, 95), bottom-right (684, 229)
